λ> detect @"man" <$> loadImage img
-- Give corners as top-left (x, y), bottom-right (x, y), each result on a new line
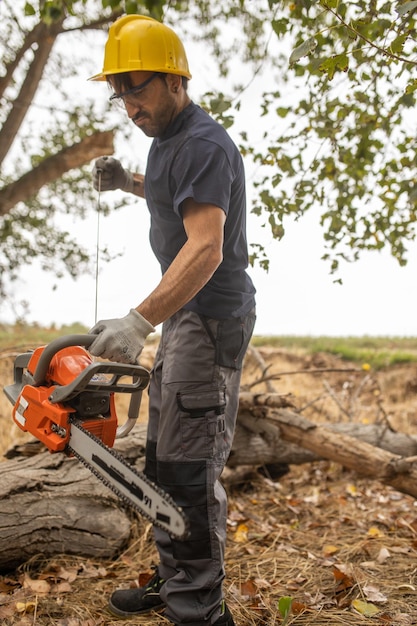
top-left (89, 14), bottom-right (256, 626)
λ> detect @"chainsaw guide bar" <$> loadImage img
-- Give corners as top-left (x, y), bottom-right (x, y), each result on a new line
top-left (68, 418), bottom-right (189, 540)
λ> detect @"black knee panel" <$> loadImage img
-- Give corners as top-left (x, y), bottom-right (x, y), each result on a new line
top-left (158, 460), bottom-right (211, 560)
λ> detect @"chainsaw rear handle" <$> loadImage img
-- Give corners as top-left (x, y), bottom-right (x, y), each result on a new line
top-left (3, 352), bottom-right (32, 407)
top-left (33, 335), bottom-right (149, 439)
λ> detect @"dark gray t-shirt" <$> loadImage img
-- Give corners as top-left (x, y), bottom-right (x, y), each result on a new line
top-left (144, 102), bottom-right (256, 319)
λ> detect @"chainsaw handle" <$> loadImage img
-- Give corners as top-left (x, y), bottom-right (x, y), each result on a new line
top-left (3, 352), bottom-right (33, 406)
top-left (32, 335), bottom-right (96, 386)
top-left (116, 391), bottom-right (143, 439)
top-left (32, 334), bottom-right (148, 439)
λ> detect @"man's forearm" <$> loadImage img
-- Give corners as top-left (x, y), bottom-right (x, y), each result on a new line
top-left (136, 240), bottom-right (222, 326)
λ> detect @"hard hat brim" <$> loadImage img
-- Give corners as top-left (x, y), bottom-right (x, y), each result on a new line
top-left (88, 67), bottom-right (192, 82)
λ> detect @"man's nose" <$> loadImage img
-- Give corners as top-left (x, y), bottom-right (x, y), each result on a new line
top-left (125, 100), bottom-right (141, 118)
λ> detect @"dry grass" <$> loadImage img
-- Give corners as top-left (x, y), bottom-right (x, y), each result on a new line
top-left (1, 466), bottom-right (417, 625)
top-left (1, 341), bottom-right (417, 624)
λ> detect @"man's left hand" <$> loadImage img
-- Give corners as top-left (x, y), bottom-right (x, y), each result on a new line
top-left (88, 309), bottom-right (155, 364)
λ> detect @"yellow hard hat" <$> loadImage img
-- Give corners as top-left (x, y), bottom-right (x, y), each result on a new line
top-left (89, 14), bottom-right (191, 81)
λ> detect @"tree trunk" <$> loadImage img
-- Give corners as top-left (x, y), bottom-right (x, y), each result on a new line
top-left (2, 404), bottom-right (417, 571)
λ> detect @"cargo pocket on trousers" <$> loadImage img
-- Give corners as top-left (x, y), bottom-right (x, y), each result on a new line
top-left (177, 387), bottom-right (227, 459)
top-left (215, 311), bottom-right (256, 370)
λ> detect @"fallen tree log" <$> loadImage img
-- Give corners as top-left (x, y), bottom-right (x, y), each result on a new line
top-left (2, 404), bottom-right (417, 571)
top-left (230, 392), bottom-right (417, 466)
top-left (0, 451), bottom-right (133, 571)
top-left (247, 407), bottom-right (417, 497)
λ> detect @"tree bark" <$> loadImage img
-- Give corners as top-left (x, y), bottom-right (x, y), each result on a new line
top-left (2, 403), bottom-right (417, 571)
top-left (0, 450), bottom-right (132, 572)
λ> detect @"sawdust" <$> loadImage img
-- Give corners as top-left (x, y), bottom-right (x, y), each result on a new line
top-left (1, 343), bottom-right (417, 624)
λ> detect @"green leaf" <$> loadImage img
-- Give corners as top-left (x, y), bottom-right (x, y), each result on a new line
top-left (278, 596), bottom-right (293, 625)
top-left (125, 0), bottom-right (140, 15)
top-left (409, 187), bottom-right (417, 202)
top-left (319, 53), bottom-right (349, 80)
top-left (210, 97), bottom-right (232, 115)
top-left (24, 2), bottom-right (36, 16)
top-left (289, 37), bottom-right (317, 65)
top-left (390, 34), bottom-right (407, 55)
top-left (272, 18), bottom-right (289, 36)
top-left (320, 0), bottom-right (339, 8)
top-left (276, 106), bottom-right (290, 118)
top-left (405, 79), bottom-right (417, 94)
top-left (39, 1), bottom-right (65, 24)
top-left (396, 1), bottom-right (417, 17)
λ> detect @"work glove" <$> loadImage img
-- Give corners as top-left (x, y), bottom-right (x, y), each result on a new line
top-left (88, 309), bottom-right (155, 364)
top-left (92, 156), bottom-right (134, 193)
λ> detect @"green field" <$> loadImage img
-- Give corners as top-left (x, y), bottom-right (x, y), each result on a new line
top-left (1, 323), bottom-right (417, 370)
top-left (251, 334), bottom-right (417, 369)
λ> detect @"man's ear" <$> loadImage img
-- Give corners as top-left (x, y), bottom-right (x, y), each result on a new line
top-left (166, 73), bottom-right (182, 93)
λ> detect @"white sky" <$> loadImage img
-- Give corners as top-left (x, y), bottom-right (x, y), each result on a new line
top-left (7, 201), bottom-right (417, 337)
top-left (2, 13), bottom-right (416, 337)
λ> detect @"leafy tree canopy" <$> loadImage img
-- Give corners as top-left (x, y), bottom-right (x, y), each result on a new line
top-left (0, 0), bottom-right (416, 312)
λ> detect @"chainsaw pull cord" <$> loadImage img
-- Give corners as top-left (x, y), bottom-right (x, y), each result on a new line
top-left (94, 168), bottom-right (102, 325)
top-left (94, 166), bottom-right (142, 439)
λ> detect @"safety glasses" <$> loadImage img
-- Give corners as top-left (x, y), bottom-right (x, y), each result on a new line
top-left (109, 72), bottom-right (160, 107)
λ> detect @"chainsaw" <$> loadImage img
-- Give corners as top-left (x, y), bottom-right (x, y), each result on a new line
top-left (3, 334), bottom-right (188, 540)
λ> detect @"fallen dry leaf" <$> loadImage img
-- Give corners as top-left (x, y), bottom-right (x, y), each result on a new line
top-left (240, 579), bottom-right (258, 599)
top-left (22, 575), bottom-right (50, 595)
top-left (362, 584), bottom-right (388, 603)
top-left (323, 544), bottom-right (339, 556)
top-left (0, 603), bottom-right (15, 619)
top-left (15, 601), bottom-right (36, 613)
top-left (376, 547), bottom-right (391, 563)
top-left (233, 522), bottom-right (249, 543)
top-left (352, 598), bottom-right (380, 616)
top-left (77, 562), bottom-right (108, 579)
top-left (51, 581), bottom-right (73, 594)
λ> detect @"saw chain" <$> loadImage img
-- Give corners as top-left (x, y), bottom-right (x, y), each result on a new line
top-left (68, 418), bottom-right (189, 540)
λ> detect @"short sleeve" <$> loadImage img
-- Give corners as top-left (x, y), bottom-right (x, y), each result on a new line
top-left (171, 137), bottom-right (233, 216)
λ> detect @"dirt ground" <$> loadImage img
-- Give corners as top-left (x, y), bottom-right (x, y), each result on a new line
top-left (1, 343), bottom-right (417, 625)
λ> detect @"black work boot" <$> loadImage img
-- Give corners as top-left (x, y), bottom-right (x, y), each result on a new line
top-left (108, 568), bottom-right (165, 617)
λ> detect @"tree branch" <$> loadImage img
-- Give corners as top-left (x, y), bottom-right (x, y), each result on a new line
top-left (0, 20), bottom-right (65, 166)
top-left (0, 131), bottom-right (115, 215)
top-left (0, 22), bottom-right (60, 98)
top-left (323, 4), bottom-right (417, 66)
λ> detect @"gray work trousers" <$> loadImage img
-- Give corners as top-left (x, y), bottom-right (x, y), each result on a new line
top-left (144, 308), bottom-right (255, 625)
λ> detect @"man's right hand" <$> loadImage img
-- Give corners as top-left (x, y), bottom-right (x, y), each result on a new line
top-left (93, 156), bottom-right (134, 192)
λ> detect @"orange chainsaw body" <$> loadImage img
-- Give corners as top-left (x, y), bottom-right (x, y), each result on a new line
top-left (12, 346), bottom-right (118, 452)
